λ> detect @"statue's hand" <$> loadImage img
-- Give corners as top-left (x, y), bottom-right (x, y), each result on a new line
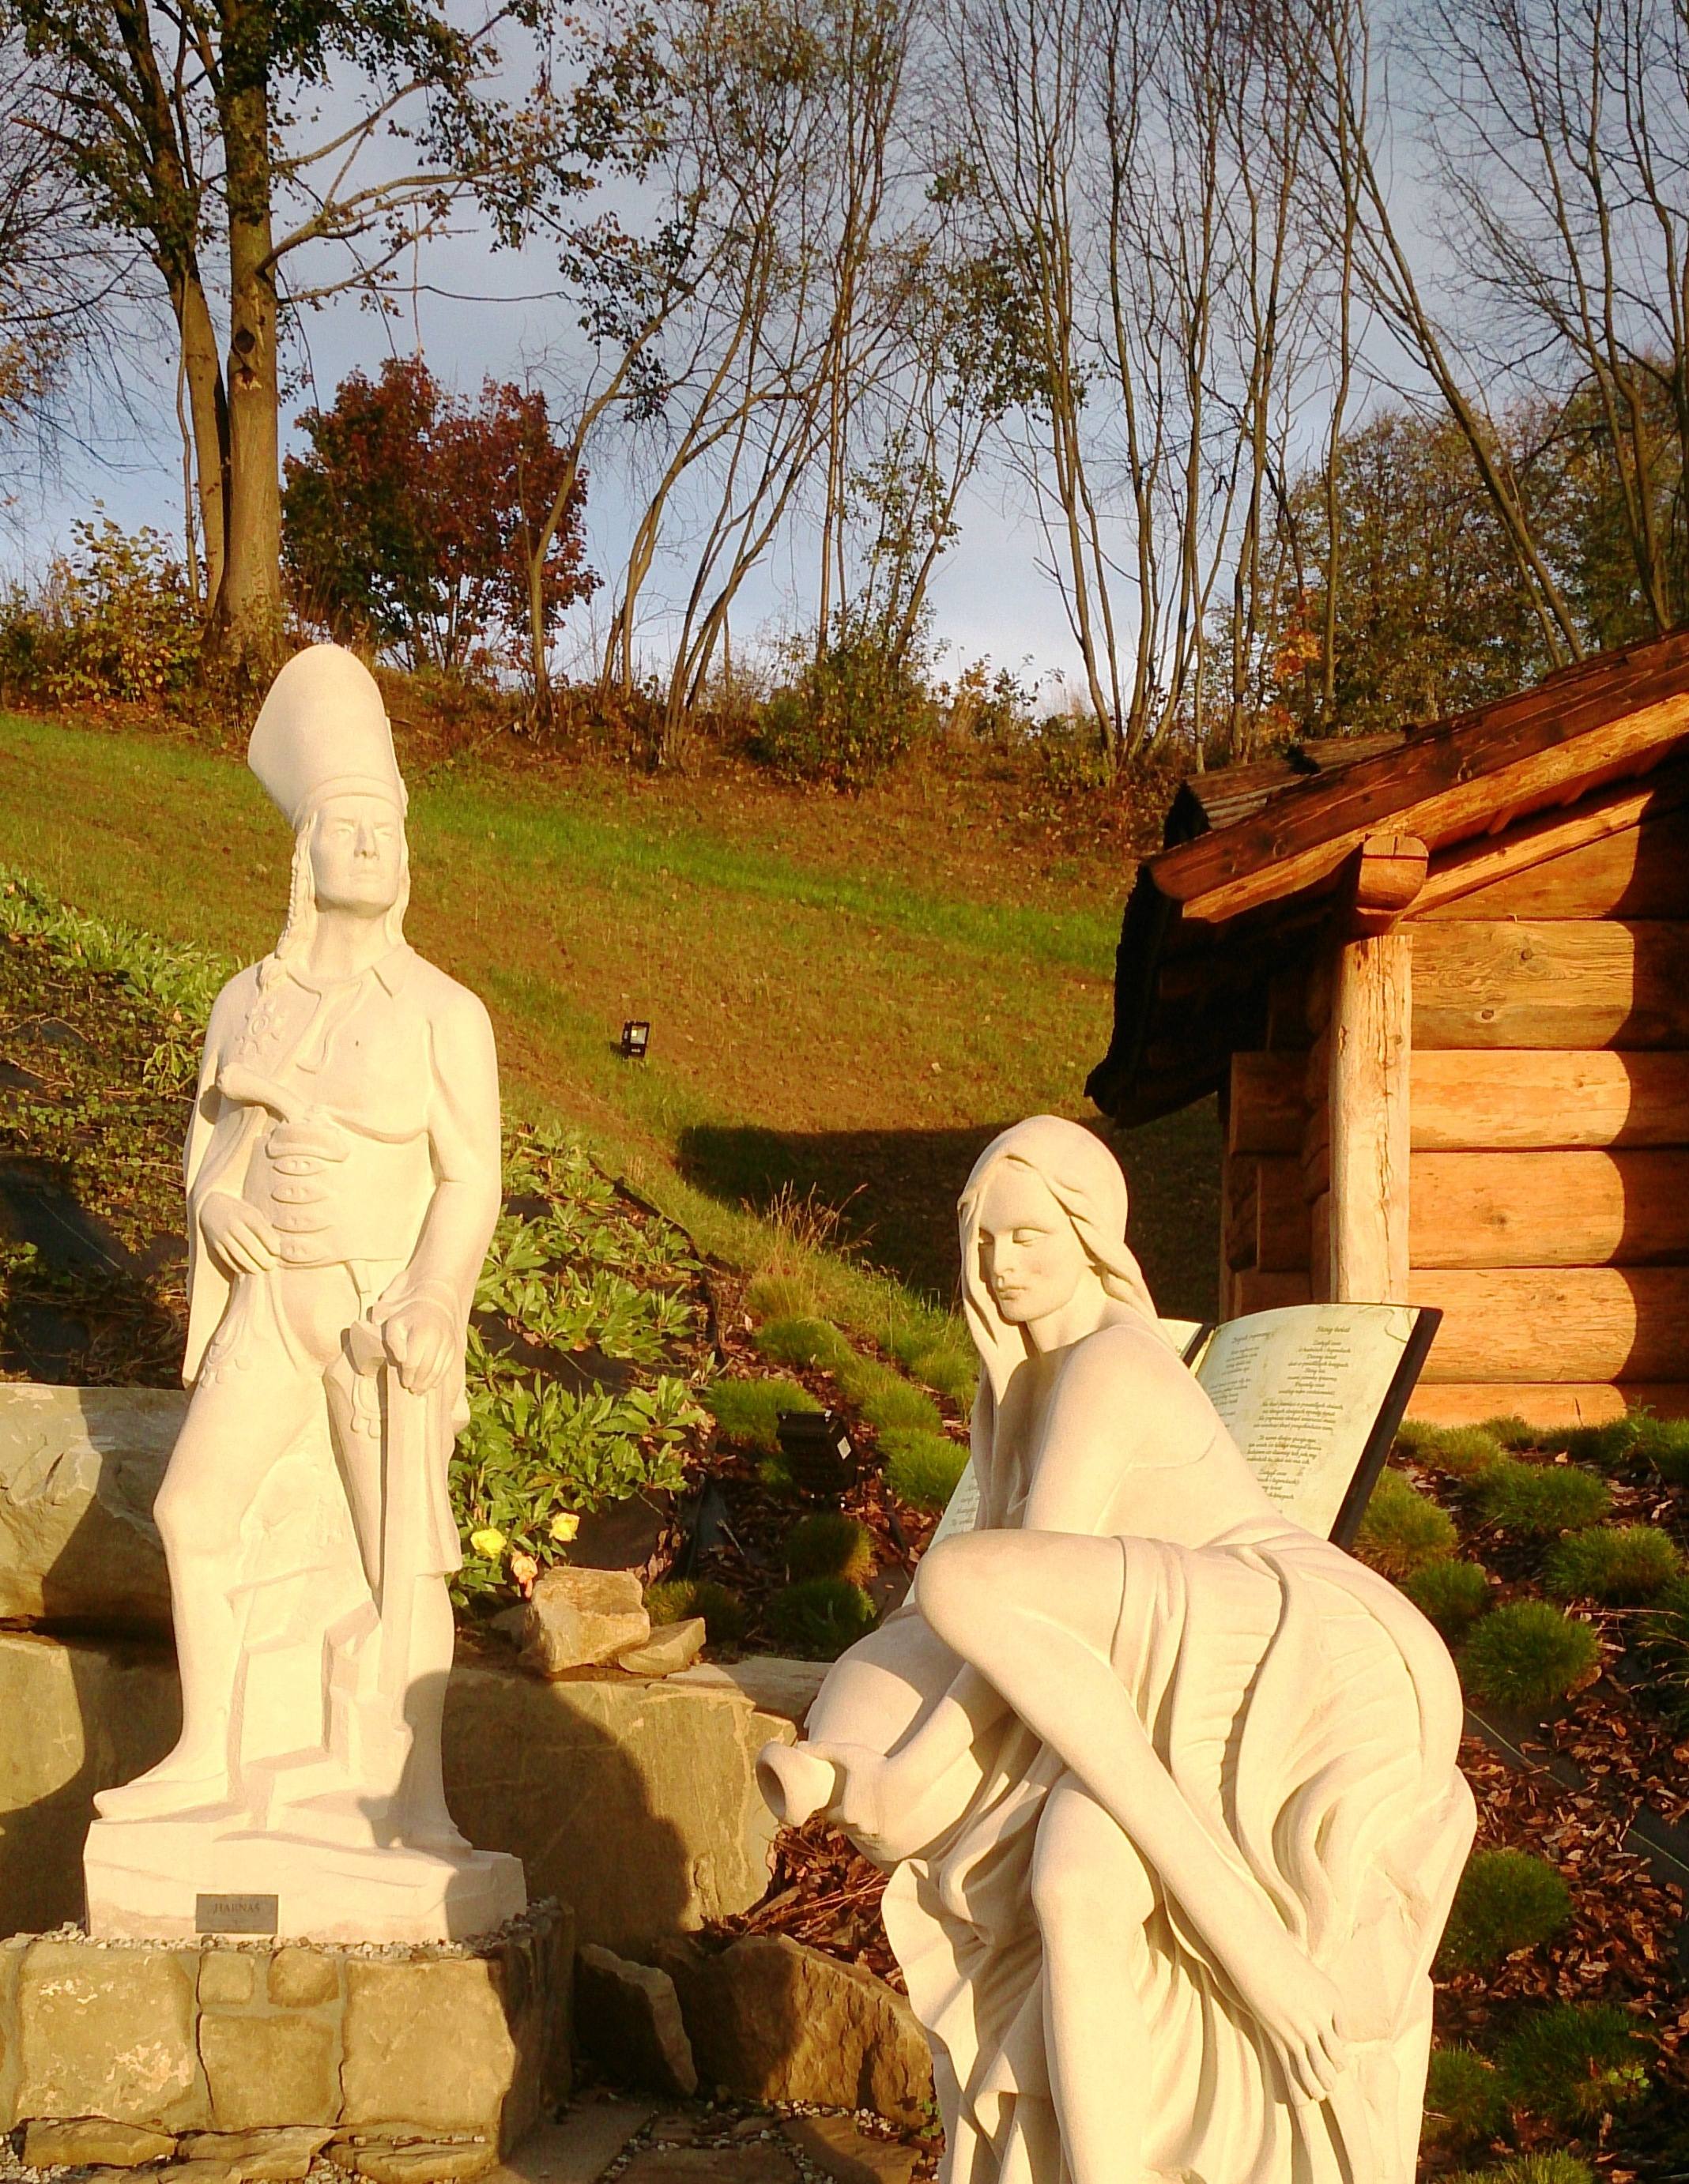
top-left (375, 1292), bottom-right (458, 1393)
top-left (200, 1191), bottom-right (281, 1278)
top-left (1220, 1920), bottom-right (1352, 2107)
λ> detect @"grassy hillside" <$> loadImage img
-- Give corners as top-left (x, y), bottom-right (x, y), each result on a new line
top-left (0, 709), bottom-right (1218, 1321)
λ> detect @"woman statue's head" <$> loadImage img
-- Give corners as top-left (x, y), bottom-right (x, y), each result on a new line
top-left (958, 1116), bottom-right (1156, 1403)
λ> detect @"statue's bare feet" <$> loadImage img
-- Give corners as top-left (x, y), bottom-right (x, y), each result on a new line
top-left (405, 1809), bottom-right (471, 1857)
top-left (95, 1749), bottom-right (230, 1822)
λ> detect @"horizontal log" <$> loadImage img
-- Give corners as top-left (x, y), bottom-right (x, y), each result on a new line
top-left (1408, 1266), bottom-right (1689, 1382)
top-left (1413, 921), bottom-right (1689, 1049)
top-left (1257, 1157), bottom-right (1310, 1272)
top-left (1235, 1270), bottom-right (1312, 1316)
top-left (1401, 1382), bottom-right (1689, 1428)
top-left (1411, 1049), bottom-right (1689, 1149)
top-left (1227, 1052), bottom-right (1305, 1155)
top-left (1411, 1150), bottom-right (1689, 1267)
top-left (1416, 764), bottom-right (1689, 920)
top-left (1419, 811), bottom-right (1689, 921)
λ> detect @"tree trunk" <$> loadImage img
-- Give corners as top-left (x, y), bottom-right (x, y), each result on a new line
top-left (217, 64), bottom-right (283, 674)
top-left (172, 264), bottom-right (230, 617)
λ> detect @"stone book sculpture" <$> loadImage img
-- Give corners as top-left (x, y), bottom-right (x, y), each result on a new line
top-left (85, 645), bottom-right (526, 1945)
top-left (760, 1116), bottom-right (1474, 2184)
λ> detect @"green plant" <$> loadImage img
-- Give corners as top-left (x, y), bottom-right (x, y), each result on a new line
top-left (703, 1376), bottom-right (822, 1456)
top-left (1495, 2002), bottom-right (1651, 2125)
top-left (1446, 2160), bottom-right (1595, 2184)
top-left (1, 516), bottom-right (202, 709)
top-left (767, 1576), bottom-right (880, 1659)
top-left (881, 1316), bottom-right (977, 1406)
top-left (1633, 1414), bottom-right (1689, 1484)
top-left (751, 623), bottom-right (935, 790)
top-left (1403, 1423), bottom-right (1505, 1478)
top-left (1476, 1456), bottom-right (1611, 1537)
top-left (840, 1356), bottom-right (945, 1438)
top-left (754, 1315), bottom-right (854, 1375)
top-left (1635, 1575), bottom-right (1689, 1732)
top-left (1355, 1470), bottom-right (1457, 1577)
top-left (1461, 1601), bottom-right (1602, 1713)
top-left (883, 1427), bottom-right (968, 1512)
top-left (1476, 1414), bottom-right (1540, 1451)
top-left (1423, 2046), bottom-right (1506, 2146)
top-left (1543, 1416), bottom-right (1640, 1470)
top-left (1544, 1523), bottom-right (1681, 1603)
top-left (1403, 1557), bottom-right (1492, 1640)
top-left (1438, 1850), bottom-right (1573, 1971)
top-left (645, 1578), bottom-right (745, 1644)
top-left (745, 1271), bottom-right (819, 1322)
top-left (784, 1512), bottom-right (876, 1586)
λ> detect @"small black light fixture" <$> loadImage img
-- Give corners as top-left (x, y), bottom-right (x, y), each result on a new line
top-left (776, 1407), bottom-right (858, 1501)
top-left (620, 1019), bottom-right (650, 1060)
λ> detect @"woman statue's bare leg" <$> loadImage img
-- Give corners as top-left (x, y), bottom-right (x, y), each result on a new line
top-left (1032, 1772), bottom-right (1158, 2182)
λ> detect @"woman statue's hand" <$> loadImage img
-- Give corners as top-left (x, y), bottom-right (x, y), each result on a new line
top-left (1220, 1918), bottom-right (1352, 2107)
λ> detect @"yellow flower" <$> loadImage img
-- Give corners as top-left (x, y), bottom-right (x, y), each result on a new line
top-left (469, 1526), bottom-right (506, 1558)
top-left (549, 1512), bottom-right (581, 1543)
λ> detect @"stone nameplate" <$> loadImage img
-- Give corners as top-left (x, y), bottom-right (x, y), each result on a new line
top-left (194, 1892), bottom-right (279, 1935)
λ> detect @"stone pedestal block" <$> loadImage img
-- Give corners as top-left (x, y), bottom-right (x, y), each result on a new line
top-left (0, 1901), bottom-right (571, 2163)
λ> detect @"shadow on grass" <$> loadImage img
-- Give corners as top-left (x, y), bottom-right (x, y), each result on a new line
top-left (677, 1098), bottom-right (1222, 1322)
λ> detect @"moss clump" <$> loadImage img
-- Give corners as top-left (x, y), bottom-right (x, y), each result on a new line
top-left (1355, 1470), bottom-right (1457, 1578)
top-left (767, 1575), bottom-right (879, 1659)
top-left (838, 1354), bottom-right (944, 1437)
top-left (889, 1329), bottom-right (976, 1406)
top-left (1461, 1600), bottom-right (1601, 1714)
top-left (1413, 1424), bottom-right (1506, 1478)
top-left (784, 1512), bottom-right (876, 1587)
top-left (644, 1577), bottom-right (745, 1644)
top-left (1633, 1414), bottom-right (1689, 1485)
top-left (703, 1376), bottom-right (821, 1455)
top-left (1438, 1849), bottom-right (1573, 1971)
top-left (1447, 2160), bottom-right (1595, 2184)
top-left (1476, 1414), bottom-right (1540, 1451)
top-left (1636, 1575), bottom-right (1689, 1732)
top-left (754, 1314), bottom-right (854, 1374)
top-left (1495, 2001), bottom-right (1651, 2125)
top-left (1403, 1557), bottom-right (1492, 1640)
top-left (882, 1427), bottom-right (968, 1512)
top-left (1423, 2046), bottom-right (1506, 2146)
top-left (1476, 1455), bottom-right (1611, 1537)
top-left (1545, 1523), bottom-right (1681, 1604)
top-left (1543, 1416), bottom-right (1640, 1471)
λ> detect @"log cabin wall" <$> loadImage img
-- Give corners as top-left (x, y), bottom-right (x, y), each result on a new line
top-left (1220, 962), bottom-right (1317, 1319)
top-left (1401, 770), bottom-right (1689, 1426)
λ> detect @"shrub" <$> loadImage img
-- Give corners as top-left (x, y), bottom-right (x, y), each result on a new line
top-left (751, 624), bottom-right (934, 790)
top-left (883, 1427), bottom-right (969, 1512)
top-left (1545, 1523), bottom-right (1681, 1603)
top-left (1438, 1850), bottom-right (1573, 1972)
top-left (1403, 1557), bottom-right (1492, 1640)
top-left (1461, 1601), bottom-right (1602, 1713)
top-left (0, 518), bottom-right (202, 708)
top-left (785, 1512), bottom-right (876, 1587)
top-left (645, 1578), bottom-right (745, 1644)
top-left (1423, 2047), bottom-right (1506, 2145)
top-left (1355, 1470), bottom-right (1457, 1577)
top-left (703, 1376), bottom-right (821, 1456)
top-left (755, 1315), bottom-right (854, 1374)
top-left (1476, 1456), bottom-right (1611, 1537)
top-left (1635, 1575), bottom-right (1689, 1732)
top-left (1633, 1414), bottom-right (1689, 1485)
top-left (767, 1576), bottom-right (879, 1659)
top-left (1495, 2002), bottom-right (1651, 2125)
top-left (1446, 2160), bottom-right (1595, 2184)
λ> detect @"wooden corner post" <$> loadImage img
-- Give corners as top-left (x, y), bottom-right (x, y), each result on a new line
top-left (1328, 835), bottom-right (1425, 1303)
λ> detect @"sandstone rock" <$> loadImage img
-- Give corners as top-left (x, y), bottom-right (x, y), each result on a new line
top-left (21, 2117), bottom-right (178, 2167)
top-left (267, 1946), bottom-right (340, 2009)
top-left (653, 1937), bottom-right (933, 2129)
top-left (671, 1659), bottom-right (824, 1728)
top-left (575, 1945), bottom-right (696, 2097)
top-left (0, 1384), bottom-right (182, 1632)
top-left (177, 2127), bottom-right (332, 2180)
top-left (781, 2116), bottom-right (919, 2184)
top-left (616, 1618), bottom-right (706, 1678)
top-left (353, 2141), bottom-right (497, 2182)
top-left (444, 1659), bottom-right (795, 1953)
top-left (341, 1958), bottom-right (522, 2141)
top-left (0, 1630), bottom-right (179, 1937)
top-left (199, 2013), bottom-right (338, 2130)
top-left (198, 1952), bottom-right (258, 2009)
top-left (157, 2159), bottom-right (244, 2184)
top-left (618, 2148), bottom-right (796, 2183)
top-left (520, 1568), bottom-right (649, 1676)
top-left (13, 1937), bottom-right (205, 2130)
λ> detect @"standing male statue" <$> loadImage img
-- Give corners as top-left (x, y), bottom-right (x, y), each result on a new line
top-left (85, 644), bottom-right (526, 1943)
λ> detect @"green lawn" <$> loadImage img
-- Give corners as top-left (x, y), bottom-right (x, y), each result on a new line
top-left (0, 710), bottom-right (1218, 1325)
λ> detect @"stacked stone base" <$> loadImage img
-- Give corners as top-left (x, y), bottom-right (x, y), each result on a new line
top-left (0, 1903), bottom-right (571, 2175)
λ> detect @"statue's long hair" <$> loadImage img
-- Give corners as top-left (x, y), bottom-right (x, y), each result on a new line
top-left (256, 811), bottom-right (410, 991)
top-left (957, 1116), bottom-right (1158, 1421)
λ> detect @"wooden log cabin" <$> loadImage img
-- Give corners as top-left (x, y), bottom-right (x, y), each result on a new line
top-left (1086, 631), bottom-right (1689, 1428)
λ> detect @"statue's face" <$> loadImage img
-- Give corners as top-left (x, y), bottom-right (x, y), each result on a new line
top-left (975, 1161), bottom-right (1090, 1325)
top-left (309, 792), bottom-right (404, 915)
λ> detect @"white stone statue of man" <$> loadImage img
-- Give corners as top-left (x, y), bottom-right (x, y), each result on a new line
top-left (85, 644), bottom-right (525, 1943)
top-left (761, 1116), bottom-right (1473, 2184)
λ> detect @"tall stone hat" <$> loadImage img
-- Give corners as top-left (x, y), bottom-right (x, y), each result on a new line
top-left (248, 644), bottom-right (407, 828)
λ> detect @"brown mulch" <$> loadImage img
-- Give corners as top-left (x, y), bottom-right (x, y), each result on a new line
top-left (711, 1817), bottom-right (902, 1992)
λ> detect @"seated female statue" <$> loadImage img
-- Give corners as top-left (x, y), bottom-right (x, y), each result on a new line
top-left (760, 1115), bottom-right (1473, 2184)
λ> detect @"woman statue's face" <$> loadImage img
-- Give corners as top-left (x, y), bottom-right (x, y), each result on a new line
top-left (975, 1161), bottom-right (1091, 1326)
top-left (309, 793), bottom-right (404, 915)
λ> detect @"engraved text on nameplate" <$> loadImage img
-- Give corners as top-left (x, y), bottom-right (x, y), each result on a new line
top-left (196, 1892), bottom-right (280, 1935)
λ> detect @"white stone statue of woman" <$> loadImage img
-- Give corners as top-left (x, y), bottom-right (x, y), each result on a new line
top-left (761, 1116), bottom-right (1473, 2184)
top-left (86, 644), bottom-right (524, 1942)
